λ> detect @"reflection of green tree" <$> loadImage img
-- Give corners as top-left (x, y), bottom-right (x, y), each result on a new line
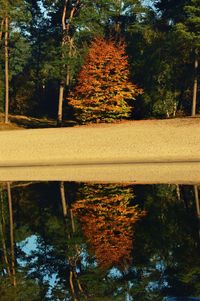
top-left (8, 181), bottom-right (87, 301)
top-left (125, 184), bottom-right (200, 300)
top-left (13, 181), bottom-right (81, 300)
top-left (0, 183), bottom-right (41, 301)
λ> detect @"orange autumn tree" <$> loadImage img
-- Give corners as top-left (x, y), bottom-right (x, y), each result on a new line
top-left (68, 38), bottom-right (143, 123)
top-left (72, 184), bottom-right (146, 270)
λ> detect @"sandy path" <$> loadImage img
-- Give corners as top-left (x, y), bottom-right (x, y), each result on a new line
top-left (0, 118), bottom-right (200, 183)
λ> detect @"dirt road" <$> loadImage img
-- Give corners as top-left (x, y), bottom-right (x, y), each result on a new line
top-left (0, 118), bottom-right (200, 183)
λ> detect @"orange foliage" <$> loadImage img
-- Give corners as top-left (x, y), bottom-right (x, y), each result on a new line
top-left (72, 184), bottom-right (146, 270)
top-left (68, 38), bottom-right (143, 123)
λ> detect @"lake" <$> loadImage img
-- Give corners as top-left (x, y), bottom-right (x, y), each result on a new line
top-left (0, 180), bottom-right (200, 301)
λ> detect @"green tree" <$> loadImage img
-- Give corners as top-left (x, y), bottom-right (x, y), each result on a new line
top-left (0, 183), bottom-right (41, 301)
top-left (155, 0), bottom-right (200, 116)
top-left (0, 0), bottom-right (30, 121)
top-left (175, 0), bottom-right (200, 115)
top-left (126, 5), bottom-right (184, 118)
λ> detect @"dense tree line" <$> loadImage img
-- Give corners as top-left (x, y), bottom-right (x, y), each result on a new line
top-left (0, 0), bottom-right (199, 124)
top-left (0, 182), bottom-right (199, 300)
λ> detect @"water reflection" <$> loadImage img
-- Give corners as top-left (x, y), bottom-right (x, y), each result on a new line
top-left (72, 184), bottom-right (145, 271)
top-left (0, 182), bottom-right (199, 301)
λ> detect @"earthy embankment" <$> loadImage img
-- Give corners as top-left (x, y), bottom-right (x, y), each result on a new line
top-left (0, 118), bottom-right (200, 183)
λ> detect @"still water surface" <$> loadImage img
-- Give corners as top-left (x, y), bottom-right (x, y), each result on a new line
top-left (0, 181), bottom-right (200, 301)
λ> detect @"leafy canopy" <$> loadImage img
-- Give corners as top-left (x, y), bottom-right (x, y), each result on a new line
top-left (69, 37), bottom-right (143, 123)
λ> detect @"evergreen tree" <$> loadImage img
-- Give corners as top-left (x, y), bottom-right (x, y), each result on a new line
top-left (155, 0), bottom-right (200, 116)
top-left (0, 0), bottom-right (30, 121)
top-left (175, 0), bottom-right (200, 115)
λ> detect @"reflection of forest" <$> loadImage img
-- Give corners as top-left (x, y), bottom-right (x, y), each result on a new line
top-left (0, 182), bottom-right (199, 301)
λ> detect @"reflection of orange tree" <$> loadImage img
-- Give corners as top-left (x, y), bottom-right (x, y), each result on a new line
top-left (73, 184), bottom-right (146, 270)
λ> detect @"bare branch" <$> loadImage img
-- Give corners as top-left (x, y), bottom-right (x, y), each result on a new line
top-left (62, 0), bottom-right (68, 32)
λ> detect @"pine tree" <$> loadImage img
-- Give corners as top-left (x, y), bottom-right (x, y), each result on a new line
top-left (0, 0), bottom-right (30, 122)
top-left (175, 0), bottom-right (200, 115)
top-left (156, 0), bottom-right (200, 116)
top-left (68, 38), bottom-right (142, 123)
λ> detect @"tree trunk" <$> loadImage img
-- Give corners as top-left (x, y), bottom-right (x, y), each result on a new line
top-left (0, 189), bottom-right (12, 278)
top-left (69, 270), bottom-right (78, 301)
top-left (57, 83), bottom-right (65, 127)
top-left (192, 50), bottom-right (198, 116)
top-left (59, 181), bottom-right (80, 300)
top-left (66, 37), bottom-right (74, 87)
top-left (7, 183), bottom-right (16, 287)
top-left (60, 181), bottom-right (68, 218)
top-left (70, 208), bottom-right (75, 233)
top-left (173, 98), bottom-right (177, 117)
top-left (0, 19), bottom-right (4, 41)
top-left (57, 1), bottom-right (67, 127)
top-left (57, 1), bottom-right (79, 127)
top-left (194, 185), bottom-right (200, 219)
top-left (176, 184), bottom-right (181, 202)
top-left (4, 16), bottom-right (9, 124)
top-left (194, 185), bottom-right (200, 240)
top-left (73, 270), bottom-right (85, 294)
top-left (59, 179), bottom-right (85, 299)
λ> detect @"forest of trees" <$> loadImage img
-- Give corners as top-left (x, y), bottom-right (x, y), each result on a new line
top-left (0, 182), bottom-right (200, 300)
top-left (0, 0), bottom-right (199, 125)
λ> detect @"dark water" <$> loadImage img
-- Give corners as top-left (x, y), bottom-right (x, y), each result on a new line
top-left (0, 182), bottom-right (200, 301)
